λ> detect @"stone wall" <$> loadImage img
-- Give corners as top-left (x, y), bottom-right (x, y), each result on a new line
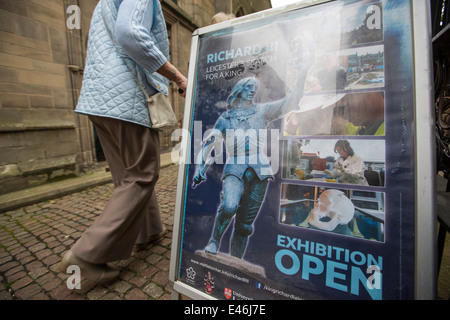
top-left (0, 0), bottom-right (82, 194)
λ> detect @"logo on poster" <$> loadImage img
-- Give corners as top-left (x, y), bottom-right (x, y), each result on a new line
top-left (203, 272), bottom-right (215, 295)
top-left (186, 267), bottom-right (196, 280)
top-left (224, 288), bottom-right (233, 299)
top-left (255, 281), bottom-right (263, 289)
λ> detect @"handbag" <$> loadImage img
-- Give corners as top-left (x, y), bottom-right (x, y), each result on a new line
top-left (103, 15), bottom-right (178, 129)
top-left (125, 68), bottom-right (178, 129)
top-left (120, 57), bottom-right (178, 130)
top-left (144, 91), bottom-right (178, 129)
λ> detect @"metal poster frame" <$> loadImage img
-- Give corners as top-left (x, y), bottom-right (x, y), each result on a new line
top-left (412, 0), bottom-right (436, 300)
top-left (169, 0), bottom-right (436, 300)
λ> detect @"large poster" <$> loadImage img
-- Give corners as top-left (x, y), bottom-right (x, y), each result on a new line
top-left (174, 0), bottom-right (416, 300)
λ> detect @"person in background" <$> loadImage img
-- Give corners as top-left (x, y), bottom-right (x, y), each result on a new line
top-left (58, 0), bottom-right (187, 284)
top-left (325, 140), bottom-right (368, 185)
top-left (210, 12), bottom-right (236, 24)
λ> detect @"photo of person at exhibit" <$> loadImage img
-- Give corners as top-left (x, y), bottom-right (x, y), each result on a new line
top-left (192, 38), bottom-right (315, 259)
top-left (282, 138), bottom-right (385, 186)
top-left (324, 140), bottom-right (368, 185)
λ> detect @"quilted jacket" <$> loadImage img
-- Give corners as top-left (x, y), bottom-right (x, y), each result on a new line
top-left (75, 0), bottom-right (170, 128)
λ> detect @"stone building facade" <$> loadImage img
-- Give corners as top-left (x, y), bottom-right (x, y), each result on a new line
top-left (0, 0), bottom-right (272, 194)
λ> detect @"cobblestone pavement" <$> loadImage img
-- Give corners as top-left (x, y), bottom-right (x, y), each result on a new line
top-left (0, 165), bottom-right (178, 300)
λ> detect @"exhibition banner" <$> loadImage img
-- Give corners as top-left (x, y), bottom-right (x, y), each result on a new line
top-left (172, 0), bottom-right (416, 300)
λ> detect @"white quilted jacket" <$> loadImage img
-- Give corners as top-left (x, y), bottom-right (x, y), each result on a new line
top-left (75, 0), bottom-right (170, 128)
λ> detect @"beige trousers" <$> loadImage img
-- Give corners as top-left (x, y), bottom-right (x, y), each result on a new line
top-left (72, 115), bottom-right (163, 264)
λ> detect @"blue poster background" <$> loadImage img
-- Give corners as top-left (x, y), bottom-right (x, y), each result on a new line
top-left (176, 0), bottom-right (415, 300)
